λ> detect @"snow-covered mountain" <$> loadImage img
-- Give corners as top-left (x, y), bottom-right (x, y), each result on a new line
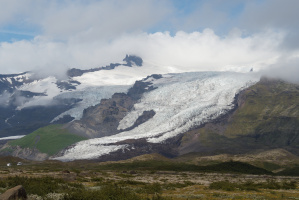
top-left (6, 55), bottom-right (288, 162)
top-left (1, 56), bottom-right (298, 162)
top-left (0, 55), bottom-right (173, 137)
top-left (54, 71), bottom-right (259, 161)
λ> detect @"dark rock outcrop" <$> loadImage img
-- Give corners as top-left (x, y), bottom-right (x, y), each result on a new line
top-left (67, 55), bottom-right (143, 77)
top-left (0, 185), bottom-right (27, 200)
top-left (123, 54), bottom-right (143, 67)
top-left (122, 110), bottom-right (156, 132)
top-left (66, 93), bottom-right (135, 138)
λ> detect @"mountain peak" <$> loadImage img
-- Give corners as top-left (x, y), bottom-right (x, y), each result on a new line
top-left (123, 55), bottom-right (143, 67)
top-left (67, 55), bottom-right (143, 77)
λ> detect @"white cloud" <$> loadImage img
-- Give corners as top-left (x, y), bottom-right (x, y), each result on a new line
top-left (0, 0), bottom-right (173, 41)
top-left (0, 0), bottom-right (298, 83)
top-left (261, 54), bottom-right (299, 84)
top-left (0, 29), bottom-right (286, 75)
top-left (43, 0), bottom-right (172, 41)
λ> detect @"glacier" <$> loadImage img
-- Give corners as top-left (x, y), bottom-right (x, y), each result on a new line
top-left (9, 61), bottom-right (181, 122)
top-left (54, 71), bottom-right (260, 161)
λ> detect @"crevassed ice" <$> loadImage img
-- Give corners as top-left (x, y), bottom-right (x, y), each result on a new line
top-left (53, 143), bottom-right (128, 161)
top-left (54, 71), bottom-right (260, 161)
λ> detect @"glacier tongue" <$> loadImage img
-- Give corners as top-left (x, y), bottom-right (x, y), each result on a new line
top-left (54, 71), bottom-right (260, 161)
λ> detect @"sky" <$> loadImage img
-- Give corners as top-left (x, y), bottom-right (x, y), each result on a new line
top-left (0, 0), bottom-right (298, 83)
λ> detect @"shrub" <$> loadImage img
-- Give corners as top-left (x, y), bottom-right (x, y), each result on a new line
top-left (163, 181), bottom-right (194, 190)
top-left (6, 176), bottom-right (64, 197)
top-left (63, 184), bottom-right (141, 200)
top-left (209, 181), bottom-right (236, 191)
top-left (0, 180), bottom-right (6, 188)
top-left (138, 183), bottom-right (162, 194)
top-left (209, 180), bottom-right (297, 191)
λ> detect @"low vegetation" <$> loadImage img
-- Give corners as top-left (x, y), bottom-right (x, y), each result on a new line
top-left (0, 158), bottom-right (298, 200)
top-left (277, 166), bottom-right (299, 176)
top-left (209, 180), bottom-right (297, 191)
top-left (96, 160), bottom-right (273, 175)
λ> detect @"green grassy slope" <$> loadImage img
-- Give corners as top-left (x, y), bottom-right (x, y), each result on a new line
top-left (277, 166), bottom-right (299, 176)
top-left (9, 125), bottom-right (87, 156)
top-left (225, 78), bottom-right (299, 138)
top-left (96, 160), bottom-right (272, 175)
top-left (180, 78), bottom-right (299, 155)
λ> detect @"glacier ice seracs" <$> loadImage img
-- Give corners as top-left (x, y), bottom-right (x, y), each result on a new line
top-left (54, 71), bottom-right (260, 161)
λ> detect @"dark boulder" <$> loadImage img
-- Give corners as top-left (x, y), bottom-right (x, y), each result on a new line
top-left (0, 185), bottom-right (27, 200)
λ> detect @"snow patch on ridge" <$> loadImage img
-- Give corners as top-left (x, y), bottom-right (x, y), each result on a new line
top-left (54, 71), bottom-right (260, 161)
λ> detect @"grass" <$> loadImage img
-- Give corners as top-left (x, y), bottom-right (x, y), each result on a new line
top-left (225, 80), bottom-right (299, 138)
top-left (9, 124), bottom-right (86, 155)
top-left (209, 180), bottom-right (297, 191)
top-left (63, 184), bottom-right (143, 200)
top-left (277, 166), bottom-right (299, 176)
top-left (96, 160), bottom-right (272, 175)
top-left (0, 176), bottom-right (70, 196)
top-left (0, 162), bottom-right (298, 200)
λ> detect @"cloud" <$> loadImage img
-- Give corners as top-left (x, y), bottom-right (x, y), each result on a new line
top-left (0, 0), bottom-right (173, 41)
top-left (238, 0), bottom-right (299, 50)
top-left (261, 55), bottom-right (299, 84)
top-left (240, 0), bottom-right (299, 31)
top-left (0, 91), bottom-right (10, 107)
top-left (0, 0), bottom-right (298, 83)
top-left (171, 0), bottom-right (239, 33)
top-left (44, 0), bottom-right (172, 41)
top-left (0, 29), bottom-right (286, 75)
top-left (0, 0), bottom-right (31, 25)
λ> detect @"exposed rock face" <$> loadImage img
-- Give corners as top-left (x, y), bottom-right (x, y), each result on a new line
top-left (8, 145), bottom-right (48, 161)
top-left (0, 144), bottom-right (49, 161)
top-left (66, 93), bottom-right (135, 138)
top-left (123, 54), bottom-right (143, 67)
top-left (67, 55), bottom-right (143, 77)
top-left (122, 110), bottom-right (156, 132)
top-left (0, 185), bottom-right (27, 200)
top-left (127, 75), bottom-right (161, 100)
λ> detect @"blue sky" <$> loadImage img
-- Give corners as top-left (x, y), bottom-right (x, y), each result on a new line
top-left (0, 0), bottom-right (298, 83)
